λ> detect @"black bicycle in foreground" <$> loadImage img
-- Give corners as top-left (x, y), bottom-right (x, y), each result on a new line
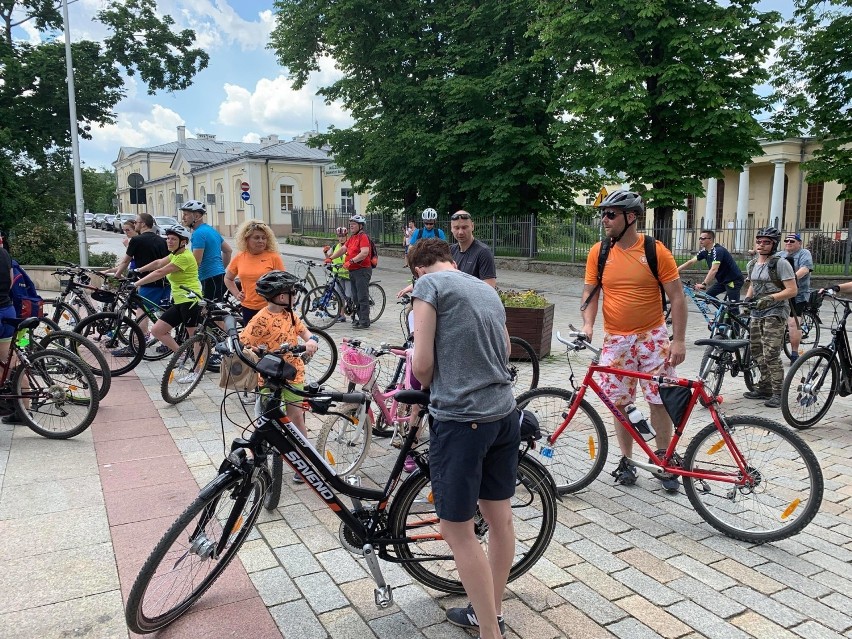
top-left (125, 317), bottom-right (558, 634)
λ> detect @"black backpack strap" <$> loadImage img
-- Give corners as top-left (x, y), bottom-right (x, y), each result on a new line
top-left (644, 235), bottom-right (667, 312)
top-left (580, 240), bottom-right (611, 311)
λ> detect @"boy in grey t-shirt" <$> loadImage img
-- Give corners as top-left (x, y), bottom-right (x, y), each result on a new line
top-left (743, 228), bottom-right (798, 407)
top-left (409, 238), bottom-right (518, 639)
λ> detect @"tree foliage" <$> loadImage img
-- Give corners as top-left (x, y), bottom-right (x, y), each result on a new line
top-left (269, 0), bottom-right (568, 219)
top-left (771, 0), bottom-right (852, 200)
top-left (0, 0), bottom-right (208, 262)
top-left (536, 0), bottom-right (780, 241)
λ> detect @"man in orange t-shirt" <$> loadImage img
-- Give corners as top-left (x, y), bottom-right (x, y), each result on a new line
top-left (581, 190), bottom-right (687, 493)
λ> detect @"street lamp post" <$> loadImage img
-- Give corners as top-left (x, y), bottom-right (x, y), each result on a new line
top-left (62, 0), bottom-right (89, 266)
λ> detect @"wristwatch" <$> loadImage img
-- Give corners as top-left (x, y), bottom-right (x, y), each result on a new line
top-left (308, 335), bottom-right (319, 343)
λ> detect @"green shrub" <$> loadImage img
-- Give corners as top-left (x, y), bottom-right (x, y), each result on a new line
top-left (10, 222), bottom-right (78, 265)
top-left (498, 288), bottom-right (550, 308)
top-left (88, 251), bottom-right (117, 268)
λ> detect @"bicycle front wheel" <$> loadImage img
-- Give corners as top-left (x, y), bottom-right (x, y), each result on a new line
top-left (683, 416), bottom-right (823, 543)
top-left (515, 387), bottom-right (608, 494)
top-left (125, 471), bottom-right (268, 634)
top-left (316, 405), bottom-right (371, 475)
top-left (697, 346), bottom-right (729, 406)
top-left (508, 336), bottom-right (540, 393)
top-left (783, 310), bottom-right (821, 359)
top-left (301, 286), bottom-right (343, 330)
top-left (13, 349), bottom-right (100, 439)
top-left (368, 283), bottom-right (386, 323)
top-left (74, 312), bottom-right (145, 376)
top-left (161, 334), bottom-right (211, 404)
top-left (263, 452), bottom-right (283, 511)
top-left (44, 300), bottom-right (81, 331)
top-left (781, 348), bottom-right (838, 429)
top-left (302, 328), bottom-right (337, 386)
top-left (38, 330), bottom-right (112, 400)
top-left (388, 454), bottom-right (557, 594)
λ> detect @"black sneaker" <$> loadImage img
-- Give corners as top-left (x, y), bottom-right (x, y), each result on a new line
top-left (764, 395), bottom-right (782, 408)
top-left (654, 449), bottom-right (681, 493)
top-left (611, 456), bottom-right (637, 486)
top-left (743, 390), bottom-right (772, 400)
top-left (1, 411), bottom-right (30, 425)
top-left (446, 603), bottom-right (506, 637)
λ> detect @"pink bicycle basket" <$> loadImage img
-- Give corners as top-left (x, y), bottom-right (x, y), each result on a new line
top-left (339, 346), bottom-right (378, 385)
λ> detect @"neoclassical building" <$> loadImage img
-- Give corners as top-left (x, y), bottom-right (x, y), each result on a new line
top-left (113, 127), bottom-right (367, 236)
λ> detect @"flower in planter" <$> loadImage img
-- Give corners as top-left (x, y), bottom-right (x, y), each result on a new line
top-left (497, 288), bottom-right (550, 308)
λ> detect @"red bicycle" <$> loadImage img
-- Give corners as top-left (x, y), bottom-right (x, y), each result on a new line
top-left (515, 327), bottom-right (824, 543)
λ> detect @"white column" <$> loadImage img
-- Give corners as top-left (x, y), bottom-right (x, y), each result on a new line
top-left (704, 177), bottom-right (717, 230)
top-left (674, 206), bottom-right (687, 250)
top-left (735, 166), bottom-right (750, 251)
top-left (769, 160), bottom-right (786, 231)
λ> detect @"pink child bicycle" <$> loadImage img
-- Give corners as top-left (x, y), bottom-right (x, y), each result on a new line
top-left (315, 338), bottom-right (423, 475)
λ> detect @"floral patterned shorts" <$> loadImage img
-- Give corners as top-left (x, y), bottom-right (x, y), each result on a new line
top-left (599, 324), bottom-right (674, 406)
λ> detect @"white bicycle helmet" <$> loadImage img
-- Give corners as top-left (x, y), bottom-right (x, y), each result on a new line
top-left (165, 224), bottom-right (192, 240)
top-left (421, 207), bottom-right (438, 221)
top-left (180, 200), bottom-right (206, 214)
top-left (349, 214), bottom-right (366, 225)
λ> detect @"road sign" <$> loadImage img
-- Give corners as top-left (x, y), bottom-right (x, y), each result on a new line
top-left (240, 191), bottom-right (251, 202)
top-left (592, 186), bottom-right (608, 208)
top-left (128, 173), bottom-right (144, 188)
top-left (240, 181), bottom-right (250, 192)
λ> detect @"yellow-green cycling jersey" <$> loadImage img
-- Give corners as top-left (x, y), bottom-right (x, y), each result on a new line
top-left (330, 242), bottom-right (350, 279)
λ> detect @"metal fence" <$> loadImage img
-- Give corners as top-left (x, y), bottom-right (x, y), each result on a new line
top-left (291, 209), bottom-right (852, 275)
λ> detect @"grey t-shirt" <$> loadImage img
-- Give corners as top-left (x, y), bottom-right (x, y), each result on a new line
top-left (450, 239), bottom-right (496, 281)
top-left (747, 257), bottom-right (796, 320)
top-left (412, 270), bottom-right (515, 422)
top-left (779, 248), bottom-right (813, 303)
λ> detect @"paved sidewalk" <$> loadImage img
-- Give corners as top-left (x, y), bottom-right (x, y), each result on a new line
top-left (1, 247), bottom-right (851, 638)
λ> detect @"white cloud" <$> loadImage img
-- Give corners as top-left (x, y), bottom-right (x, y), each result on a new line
top-left (167, 0), bottom-right (275, 52)
top-left (87, 104), bottom-right (185, 155)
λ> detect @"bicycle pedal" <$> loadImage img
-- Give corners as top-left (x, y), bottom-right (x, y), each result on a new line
top-left (374, 585), bottom-right (393, 608)
top-left (345, 475), bottom-right (362, 487)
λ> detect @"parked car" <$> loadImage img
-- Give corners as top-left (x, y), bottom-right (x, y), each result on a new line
top-left (103, 214), bottom-right (117, 231)
top-left (84, 212), bottom-right (94, 226)
top-left (113, 213), bottom-right (136, 232)
top-left (92, 213), bottom-right (108, 229)
top-left (154, 216), bottom-right (179, 236)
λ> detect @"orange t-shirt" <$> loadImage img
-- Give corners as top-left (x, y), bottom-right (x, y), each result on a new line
top-left (584, 235), bottom-right (679, 335)
top-left (240, 307), bottom-right (307, 384)
top-left (228, 251), bottom-right (286, 310)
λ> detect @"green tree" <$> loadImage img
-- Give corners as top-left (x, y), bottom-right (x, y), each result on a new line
top-left (82, 168), bottom-right (117, 214)
top-left (269, 0), bottom-right (567, 219)
top-left (771, 0), bottom-right (852, 199)
top-left (537, 0), bottom-right (780, 243)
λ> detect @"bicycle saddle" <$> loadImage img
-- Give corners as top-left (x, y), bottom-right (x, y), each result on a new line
top-left (694, 338), bottom-right (749, 352)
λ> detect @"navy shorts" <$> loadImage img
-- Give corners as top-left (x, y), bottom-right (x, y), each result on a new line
top-left (0, 304), bottom-right (17, 340)
top-left (429, 410), bottom-right (520, 522)
top-left (137, 284), bottom-right (171, 313)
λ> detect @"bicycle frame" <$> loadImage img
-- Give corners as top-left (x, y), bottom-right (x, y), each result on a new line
top-left (551, 342), bottom-right (757, 486)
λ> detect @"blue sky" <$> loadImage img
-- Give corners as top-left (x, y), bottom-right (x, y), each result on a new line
top-left (42, 0), bottom-right (793, 171)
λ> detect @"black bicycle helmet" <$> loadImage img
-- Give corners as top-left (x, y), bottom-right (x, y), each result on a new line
top-left (255, 270), bottom-right (301, 301)
top-left (595, 189), bottom-right (645, 214)
top-left (756, 227), bottom-right (781, 242)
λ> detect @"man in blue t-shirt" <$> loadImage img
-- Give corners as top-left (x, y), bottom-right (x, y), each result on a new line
top-left (409, 207), bottom-right (447, 245)
top-left (179, 200), bottom-right (233, 302)
top-left (678, 229), bottom-right (744, 301)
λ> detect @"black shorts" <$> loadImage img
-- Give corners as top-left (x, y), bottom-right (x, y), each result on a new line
top-left (201, 273), bottom-right (226, 301)
top-left (429, 410), bottom-right (520, 522)
top-left (159, 301), bottom-right (201, 328)
top-left (792, 300), bottom-right (808, 316)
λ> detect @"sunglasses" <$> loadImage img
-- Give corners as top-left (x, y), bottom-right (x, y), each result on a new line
top-left (450, 213), bottom-right (471, 221)
top-left (784, 239), bottom-right (798, 243)
top-left (424, 221), bottom-right (435, 225)
top-left (755, 239), bottom-right (774, 245)
top-left (248, 222), bottom-right (267, 230)
top-left (600, 210), bottom-right (620, 220)
top-left (699, 236), bottom-right (711, 241)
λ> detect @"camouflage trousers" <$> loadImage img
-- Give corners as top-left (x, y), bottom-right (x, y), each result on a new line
top-left (749, 315), bottom-right (786, 395)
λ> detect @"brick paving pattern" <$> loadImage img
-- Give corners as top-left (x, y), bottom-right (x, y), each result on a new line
top-left (0, 244), bottom-right (850, 638)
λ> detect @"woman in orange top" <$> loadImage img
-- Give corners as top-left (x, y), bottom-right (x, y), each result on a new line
top-left (224, 220), bottom-right (285, 324)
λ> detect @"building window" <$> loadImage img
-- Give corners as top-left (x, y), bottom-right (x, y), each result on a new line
top-left (805, 181), bottom-right (824, 229)
top-left (340, 188), bottom-right (354, 214)
top-left (715, 180), bottom-right (725, 228)
top-left (280, 184), bottom-right (294, 212)
top-left (843, 189), bottom-right (852, 226)
top-left (686, 194), bottom-right (696, 229)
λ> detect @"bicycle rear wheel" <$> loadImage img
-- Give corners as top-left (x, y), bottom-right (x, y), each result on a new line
top-left (161, 334), bottom-right (211, 404)
top-left (388, 455), bottom-right (557, 593)
top-left (698, 346), bottom-right (729, 406)
top-left (13, 350), bottom-right (100, 439)
top-left (368, 283), bottom-right (386, 323)
top-left (515, 387), bottom-right (608, 494)
top-left (508, 336), bottom-right (539, 393)
top-left (38, 330), bottom-right (112, 400)
top-left (781, 348), bottom-right (838, 429)
top-left (74, 312), bottom-right (145, 376)
top-left (683, 416), bottom-right (823, 543)
top-left (125, 471), bottom-right (268, 634)
top-left (316, 405), bottom-right (371, 475)
top-left (302, 328), bottom-right (337, 386)
top-left (783, 310), bottom-right (821, 359)
top-left (301, 286), bottom-right (343, 330)
top-left (742, 344), bottom-right (762, 392)
top-left (44, 300), bottom-right (81, 332)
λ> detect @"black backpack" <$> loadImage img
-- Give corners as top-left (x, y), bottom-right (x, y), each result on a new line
top-left (581, 234), bottom-right (666, 312)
